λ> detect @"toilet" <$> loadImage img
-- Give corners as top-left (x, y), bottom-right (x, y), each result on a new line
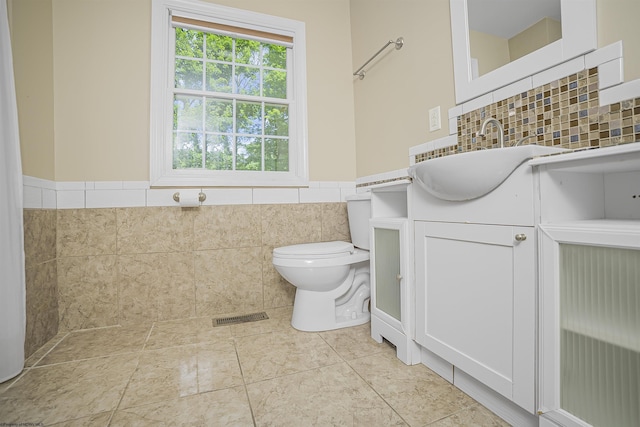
top-left (272, 193), bottom-right (372, 331)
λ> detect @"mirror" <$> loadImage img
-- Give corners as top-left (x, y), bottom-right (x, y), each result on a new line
top-left (468, 0), bottom-right (561, 78)
top-left (450, 0), bottom-right (597, 104)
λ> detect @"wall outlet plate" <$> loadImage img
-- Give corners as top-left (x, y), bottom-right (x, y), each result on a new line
top-left (429, 106), bottom-right (441, 132)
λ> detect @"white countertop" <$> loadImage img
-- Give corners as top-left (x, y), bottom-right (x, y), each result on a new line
top-left (355, 168), bottom-right (411, 189)
top-left (529, 142), bottom-right (640, 173)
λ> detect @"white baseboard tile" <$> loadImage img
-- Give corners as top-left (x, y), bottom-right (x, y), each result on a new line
top-left (56, 190), bottom-right (85, 209)
top-left (299, 187), bottom-right (341, 203)
top-left (24, 176), bottom-right (58, 209)
top-left (23, 185), bottom-right (44, 209)
top-left (23, 187), bottom-right (56, 209)
top-left (462, 92), bottom-right (494, 114)
top-left (85, 189), bottom-right (146, 208)
top-left (42, 189), bottom-right (56, 209)
top-left (201, 188), bottom-right (253, 206)
top-left (252, 188), bottom-right (300, 204)
top-left (146, 188), bottom-right (182, 207)
top-left (123, 181), bottom-right (151, 190)
top-left (56, 181), bottom-right (87, 191)
top-left (598, 58), bottom-right (624, 90)
top-left (493, 77), bottom-right (533, 103)
top-left (23, 175), bottom-right (56, 190)
top-left (89, 181), bottom-right (118, 190)
top-left (340, 187), bottom-right (357, 202)
top-left (585, 41), bottom-right (623, 69)
top-left (448, 117), bottom-right (457, 135)
top-left (599, 78), bottom-right (640, 106)
top-left (532, 56), bottom-right (586, 89)
top-left (23, 175), bottom-right (355, 209)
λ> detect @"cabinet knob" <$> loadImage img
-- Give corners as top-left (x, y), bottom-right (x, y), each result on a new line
top-left (515, 233), bottom-right (527, 241)
top-left (396, 274), bottom-right (403, 282)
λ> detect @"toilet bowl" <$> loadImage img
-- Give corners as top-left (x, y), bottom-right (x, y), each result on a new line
top-left (272, 194), bottom-right (372, 332)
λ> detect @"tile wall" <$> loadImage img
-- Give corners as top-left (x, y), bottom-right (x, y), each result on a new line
top-left (415, 68), bottom-right (640, 162)
top-left (23, 209), bottom-right (58, 357)
top-left (22, 203), bottom-right (350, 357)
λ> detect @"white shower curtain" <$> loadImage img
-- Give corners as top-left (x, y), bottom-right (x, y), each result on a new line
top-left (0, 0), bottom-right (26, 382)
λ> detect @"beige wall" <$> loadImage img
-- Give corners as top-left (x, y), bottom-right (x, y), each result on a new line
top-left (11, 0), bottom-right (55, 180)
top-left (350, 0), bottom-right (455, 178)
top-left (12, 0), bottom-right (357, 182)
top-left (11, 0), bottom-right (640, 183)
top-left (52, 0), bottom-right (150, 182)
top-left (597, 0), bottom-right (640, 82)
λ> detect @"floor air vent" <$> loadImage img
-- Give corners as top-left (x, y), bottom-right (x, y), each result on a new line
top-left (213, 312), bottom-right (269, 327)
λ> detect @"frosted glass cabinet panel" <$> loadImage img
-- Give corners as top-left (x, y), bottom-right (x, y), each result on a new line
top-left (373, 227), bottom-right (401, 321)
top-left (559, 244), bottom-right (640, 427)
top-left (539, 221), bottom-right (640, 427)
top-left (370, 216), bottom-right (421, 365)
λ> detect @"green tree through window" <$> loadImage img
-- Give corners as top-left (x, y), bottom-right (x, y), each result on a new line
top-left (172, 27), bottom-right (290, 172)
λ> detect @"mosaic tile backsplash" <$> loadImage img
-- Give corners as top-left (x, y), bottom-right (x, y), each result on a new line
top-left (415, 68), bottom-right (640, 162)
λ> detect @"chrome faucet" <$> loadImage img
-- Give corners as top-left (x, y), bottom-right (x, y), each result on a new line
top-left (478, 118), bottom-right (504, 148)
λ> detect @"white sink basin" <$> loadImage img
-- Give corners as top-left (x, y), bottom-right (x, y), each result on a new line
top-left (408, 145), bottom-right (570, 201)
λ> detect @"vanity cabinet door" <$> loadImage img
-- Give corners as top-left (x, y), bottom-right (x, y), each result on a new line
top-left (370, 217), bottom-right (421, 365)
top-left (414, 221), bottom-right (536, 413)
top-left (538, 223), bottom-right (640, 427)
top-left (370, 218), bottom-right (409, 331)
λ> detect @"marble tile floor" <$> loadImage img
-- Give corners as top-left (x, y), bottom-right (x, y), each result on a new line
top-left (0, 307), bottom-right (509, 426)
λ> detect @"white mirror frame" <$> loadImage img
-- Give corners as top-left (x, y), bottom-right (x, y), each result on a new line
top-left (450, 0), bottom-right (597, 104)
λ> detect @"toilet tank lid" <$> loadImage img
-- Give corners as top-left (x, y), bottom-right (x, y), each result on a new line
top-left (273, 241), bottom-right (354, 258)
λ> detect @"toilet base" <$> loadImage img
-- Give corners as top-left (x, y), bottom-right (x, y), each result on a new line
top-left (291, 291), bottom-right (370, 331)
top-left (290, 275), bottom-right (371, 332)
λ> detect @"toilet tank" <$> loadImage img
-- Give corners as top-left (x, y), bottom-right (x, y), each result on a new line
top-left (346, 193), bottom-right (372, 250)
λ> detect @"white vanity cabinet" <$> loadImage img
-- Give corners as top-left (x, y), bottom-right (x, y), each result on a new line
top-left (411, 161), bottom-right (538, 414)
top-left (368, 183), bottom-right (421, 365)
top-left (532, 144), bottom-right (640, 427)
top-left (414, 221), bottom-right (536, 412)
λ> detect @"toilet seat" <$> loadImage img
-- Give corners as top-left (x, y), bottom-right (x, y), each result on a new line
top-left (273, 241), bottom-right (354, 260)
top-left (273, 247), bottom-right (369, 269)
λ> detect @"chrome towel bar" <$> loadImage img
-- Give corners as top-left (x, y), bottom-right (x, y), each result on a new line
top-left (353, 37), bottom-right (404, 80)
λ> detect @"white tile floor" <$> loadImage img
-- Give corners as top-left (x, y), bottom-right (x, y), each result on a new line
top-left (0, 307), bottom-right (509, 426)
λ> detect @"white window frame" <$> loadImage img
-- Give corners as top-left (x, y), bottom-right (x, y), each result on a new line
top-left (150, 0), bottom-right (308, 187)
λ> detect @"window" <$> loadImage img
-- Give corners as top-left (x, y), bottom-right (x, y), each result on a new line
top-left (150, 0), bottom-right (308, 187)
